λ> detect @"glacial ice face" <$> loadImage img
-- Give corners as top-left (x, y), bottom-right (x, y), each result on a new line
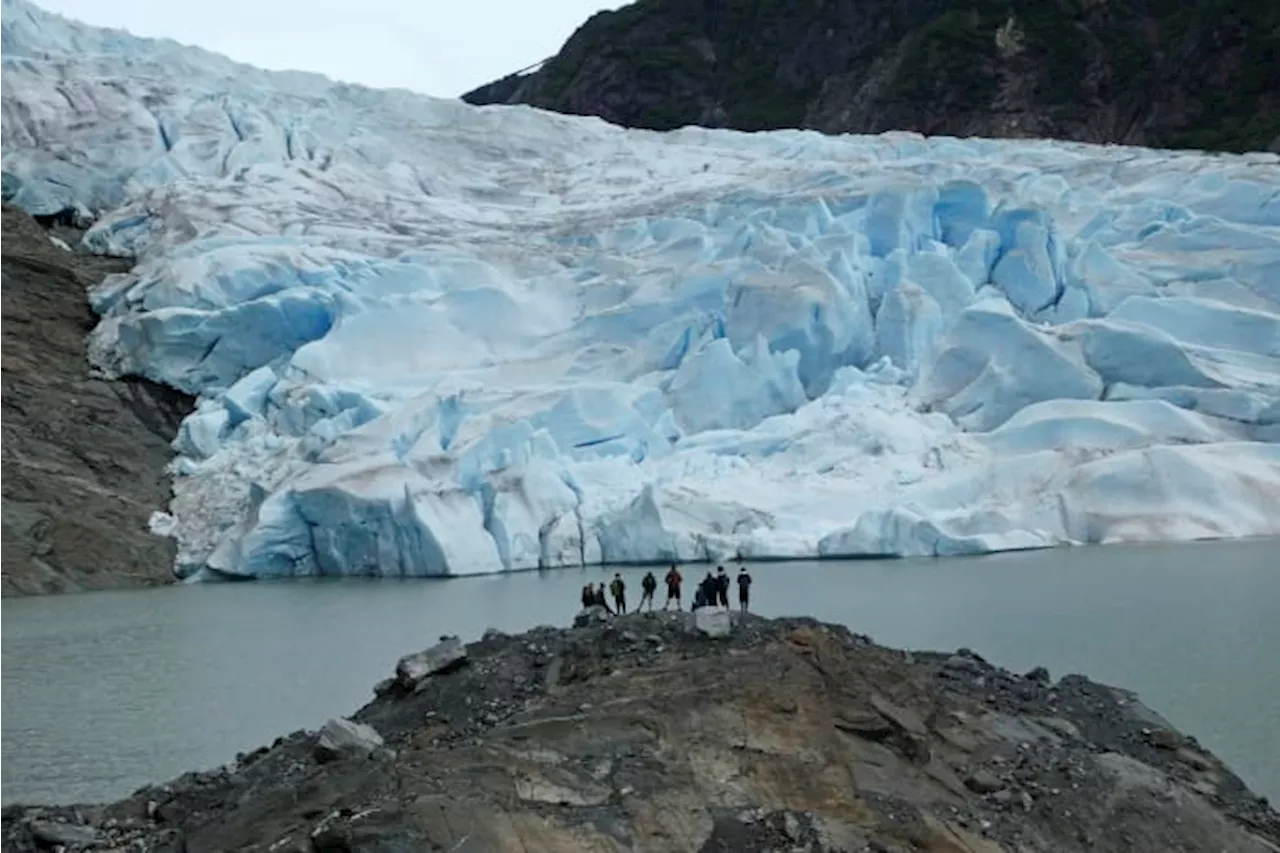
top-left (3, 0), bottom-right (1280, 578)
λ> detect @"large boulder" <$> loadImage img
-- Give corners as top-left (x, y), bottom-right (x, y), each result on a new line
top-left (395, 636), bottom-right (468, 690)
top-left (313, 717), bottom-right (385, 763)
top-left (695, 608), bottom-right (732, 638)
top-left (573, 605), bottom-right (610, 628)
top-left (28, 820), bottom-right (98, 847)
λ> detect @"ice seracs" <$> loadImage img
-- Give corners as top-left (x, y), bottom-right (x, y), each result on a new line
top-left (3, 0), bottom-right (1279, 579)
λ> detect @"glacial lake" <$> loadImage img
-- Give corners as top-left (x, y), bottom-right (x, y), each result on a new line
top-left (3, 538), bottom-right (1278, 807)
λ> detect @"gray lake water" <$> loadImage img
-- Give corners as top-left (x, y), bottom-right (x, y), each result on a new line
top-left (3, 539), bottom-right (1279, 806)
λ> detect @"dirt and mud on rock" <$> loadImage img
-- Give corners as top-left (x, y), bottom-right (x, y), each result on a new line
top-left (1, 205), bottom-right (193, 596)
top-left (4, 610), bottom-right (1277, 852)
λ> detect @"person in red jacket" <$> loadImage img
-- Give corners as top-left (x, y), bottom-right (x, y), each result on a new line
top-left (663, 564), bottom-right (683, 610)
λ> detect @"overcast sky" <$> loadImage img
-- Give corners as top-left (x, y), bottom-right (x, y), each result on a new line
top-left (37, 0), bottom-right (628, 97)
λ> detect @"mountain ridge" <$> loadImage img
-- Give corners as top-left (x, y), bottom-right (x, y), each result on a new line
top-left (463, 0), bottom-right (1280, 154)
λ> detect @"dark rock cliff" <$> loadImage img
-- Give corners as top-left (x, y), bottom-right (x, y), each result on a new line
top-left (1, 205), bottom-right (192, 596)
top-left (463, 0), bottom-right (1280, 154)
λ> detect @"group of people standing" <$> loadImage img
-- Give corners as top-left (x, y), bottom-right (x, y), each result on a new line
top-left (579, 562), bottom-right (753, 615)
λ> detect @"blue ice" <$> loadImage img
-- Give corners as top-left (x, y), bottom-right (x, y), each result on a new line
top-left (4, 0), bottom-right (1279, 578)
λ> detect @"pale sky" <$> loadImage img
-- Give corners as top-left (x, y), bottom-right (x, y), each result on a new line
top-left (37, 0), bottom-right (630, 98)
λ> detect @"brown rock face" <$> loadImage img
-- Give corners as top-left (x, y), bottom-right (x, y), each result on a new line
top-left (1, 205), bottom-right (193, 596)
top-left (3, 613), bottom-right (1276, 852)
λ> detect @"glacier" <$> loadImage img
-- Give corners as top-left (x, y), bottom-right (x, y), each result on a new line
top-left (3, 0), bottom-right (1280, 580)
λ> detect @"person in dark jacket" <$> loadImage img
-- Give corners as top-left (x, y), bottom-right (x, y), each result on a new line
top-left (640, 571), bottom-right (658, 611)
top-left (715, 565), bottom-right (730, 608)
top-left (610, 573), bottom-right (627, 614)
top-left (581, 583), bottom-right (594, 609)
top-left (696, 570), bottom-right (717, 611)
top-left (736, 566), bottom-right (753, 612)
top-left (595, 582), bottom-right (613, 614)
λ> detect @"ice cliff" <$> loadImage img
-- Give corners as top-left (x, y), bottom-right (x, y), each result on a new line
top-left (3, 0), bottom-right (1279, 579)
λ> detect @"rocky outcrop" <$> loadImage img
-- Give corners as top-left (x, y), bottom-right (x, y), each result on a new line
top-left (312, 719), bottom-right (387, 764)
top-left (463, 0), bottom-right (1280, 154)
top-left (394, 636), bottom-right (468, 690)
top-left (1, 205), bottom-right (193, 596)
top-left (3, 612), bottom-right (1277, 852)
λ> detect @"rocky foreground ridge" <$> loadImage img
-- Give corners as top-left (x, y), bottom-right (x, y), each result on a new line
top-left (4, 610), bottom-right (1278, 852)
top-left (1, 205), bottom-right (193, 596)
